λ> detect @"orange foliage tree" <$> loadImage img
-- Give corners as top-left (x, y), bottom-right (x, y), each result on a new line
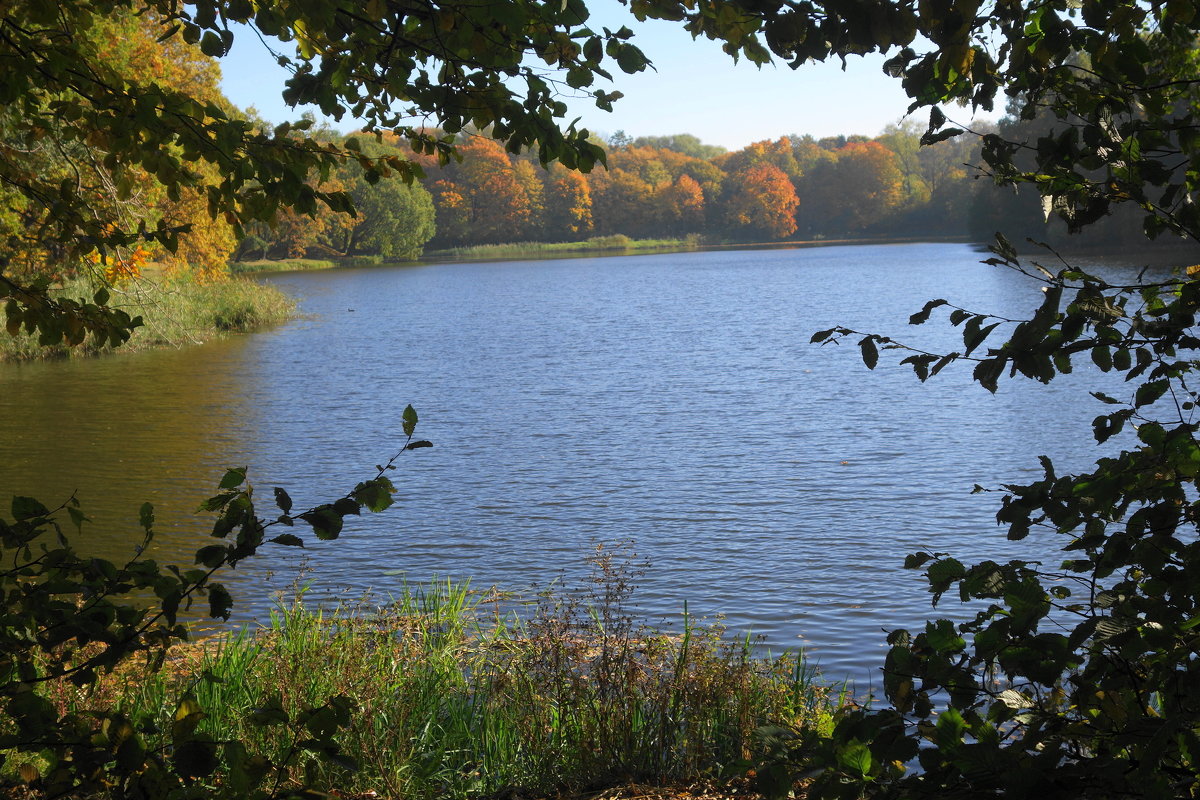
top-left (659, 174), bottom-right (706, 236)
top-left (544, 166), bottom-right (594, 240)
top-left (427, 139), bottom-right (532, 246)
top-left (590, 169), bottom-right (659, 237)
top-left (832, 140), bottom-right (905, 232)
top-left (793, 140), bottom-right (906, 236)
top-left (513, 160), bottom-right (548, 241)
top-left (720, 163), bottom-right (799, 240)
top-left (716, 137), bottom-right (801, 181)
top-left (9, 10), bottom-right (245, 281)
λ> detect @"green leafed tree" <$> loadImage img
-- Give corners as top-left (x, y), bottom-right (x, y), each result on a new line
top-left (344, 175), bottom-right (437, 260)
top-left (770, 3), bottom-right (1200, 798)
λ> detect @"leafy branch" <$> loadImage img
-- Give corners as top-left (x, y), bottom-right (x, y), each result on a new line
top-left (0, 405), bottom-right (431, 797)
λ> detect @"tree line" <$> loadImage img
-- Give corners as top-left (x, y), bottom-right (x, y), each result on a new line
top-left (243, 122), bottom-right (992, 261)
top-left (0, 7), bottom-right (1144, 280)
top-left (0, 7), bottom-right (1001, 279)
top-left (263, 109), bottom-right (1184, 262)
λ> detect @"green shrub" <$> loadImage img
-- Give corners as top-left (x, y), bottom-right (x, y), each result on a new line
top-left (804, 240), bottom-right (1200, 800)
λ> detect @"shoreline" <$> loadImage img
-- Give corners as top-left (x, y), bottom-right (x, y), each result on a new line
top-left (232, 234), bottom-right (979, 276)
top-left (10, 235), bottom-right (1193, 364)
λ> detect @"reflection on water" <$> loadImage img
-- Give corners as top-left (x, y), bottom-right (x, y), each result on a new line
top-left (0, 243), bottom-right (1169, 684)
top-left (1, 336), bottom-right (262, 563)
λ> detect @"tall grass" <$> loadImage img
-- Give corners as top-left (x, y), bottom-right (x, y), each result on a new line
top-left (33, 549), bottom-right (838, 799)
top-left (228, 258), bottom-right (339, 274)
top-left (430, 234), bottom-right (703, 261)
top-left (0, 273), bottom-right (295, 362)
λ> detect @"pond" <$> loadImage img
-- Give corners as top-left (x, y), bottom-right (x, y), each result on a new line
top-left (0, 242), bottom-right (1146, 685)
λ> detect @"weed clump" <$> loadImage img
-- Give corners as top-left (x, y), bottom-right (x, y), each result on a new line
top-left (26, 546), bottom-right (836, 799)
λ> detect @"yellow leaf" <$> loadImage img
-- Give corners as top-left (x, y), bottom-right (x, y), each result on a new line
top-left (175, 695), bottom-right (202, 723)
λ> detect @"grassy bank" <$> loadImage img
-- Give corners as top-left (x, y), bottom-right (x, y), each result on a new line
top-left (229, 238), bottom-right (704, 273)
top-left (229, 257), bottom-right (338, 274)
top-left (230, 255), bottom-right (401, 274)
top-left (0, 273), bottom-right (295, 362)
top-left (26, 572), bottom-right (837, 799)
top-left (428, 234), bottom-right (702, 261)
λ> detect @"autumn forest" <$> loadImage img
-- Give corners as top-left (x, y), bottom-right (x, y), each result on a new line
top-left (2, 8), bottom-right (1125, 289)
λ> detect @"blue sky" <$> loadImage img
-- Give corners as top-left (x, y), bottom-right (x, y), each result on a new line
top-left (219, 6), bottom-right (992, 152)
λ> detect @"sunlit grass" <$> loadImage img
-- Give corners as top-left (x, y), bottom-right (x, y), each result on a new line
top-left (31, 552), bottom-right (839, 799)
top-left (0, 271), bottom-right (296, 362)
top-left (429, 234), bottom-right (703, 261)
top-left (228, 258), bottom-right (339, 274)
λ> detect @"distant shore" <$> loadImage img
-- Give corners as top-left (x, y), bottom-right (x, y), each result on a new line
top-left (231, 233), bottom-right (982, 275)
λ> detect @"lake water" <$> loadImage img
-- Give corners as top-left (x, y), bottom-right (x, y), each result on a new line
top-left (0, 243), bottom-right (1147, 685)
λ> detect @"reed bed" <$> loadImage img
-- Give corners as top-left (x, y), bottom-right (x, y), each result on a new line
top-left (0, 273), bottom-right (295, 361)
top-left (429, 234), bottom-right (702, 261)
top-left (35, 551), bottom-right (838, 799)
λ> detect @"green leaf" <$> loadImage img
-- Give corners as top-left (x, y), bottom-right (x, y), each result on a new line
top-left (964, 320), bottom-right (1001, 356)
top-left (219, 468), bottom-right (248, 489)
top-left (139, 502), bottom-right (154, 531)
top-left (207, 583), bottom-right (233, 620)
top-left (199, 30), bottom-right (226, 57)
top-left (810, 327), bottom-right (836, 343)
top-left (11, 496), bottom-right (49, 520)
top-left (194, 544), bottom-right (228, 568)
top-left (928, 557), bottom-right (966, 589)
top-left (1134, 379), bottom-right (1169, 408)
top-left (274, 487), bottom-right (293, 513)
top-left (353, 478), bottom-right (395, 512)
top-left (402, 404), bottom-right (419, 437)
top-left (333, 497), bottom-right (361, 516)
top-left (116, 729), bottom-right (147, 772)
top-left (300, 506), bottom-right (343, 540)
top-left (197, 492), bottom-right (236, 512)
top-left (269, 533), bottom-right (305, 547)
top-left (859, 336), bottom-right (879, 370)
top-left (316, 743), bottom-right (359, 773)
top-left (67, 505), bottom-right (88, 531)
top-left (909, 298), bottom-right (948, 325)
top-left (172, 738), bottom-right (219, 778)
top-left (248, 697), bottom-right (290, 726)
top-left (973, 358), bottom-right (1004, 393)
top-left (838, 739), bottom-right (873, 777)
top-left (924, 618), bottom-right (965, 653)
top-left (935, 706), bottom-right (967, 748)
top-left (614, 42), bottom-right (648, 73)
top-left (172, 695), bottom-right (206, 743)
